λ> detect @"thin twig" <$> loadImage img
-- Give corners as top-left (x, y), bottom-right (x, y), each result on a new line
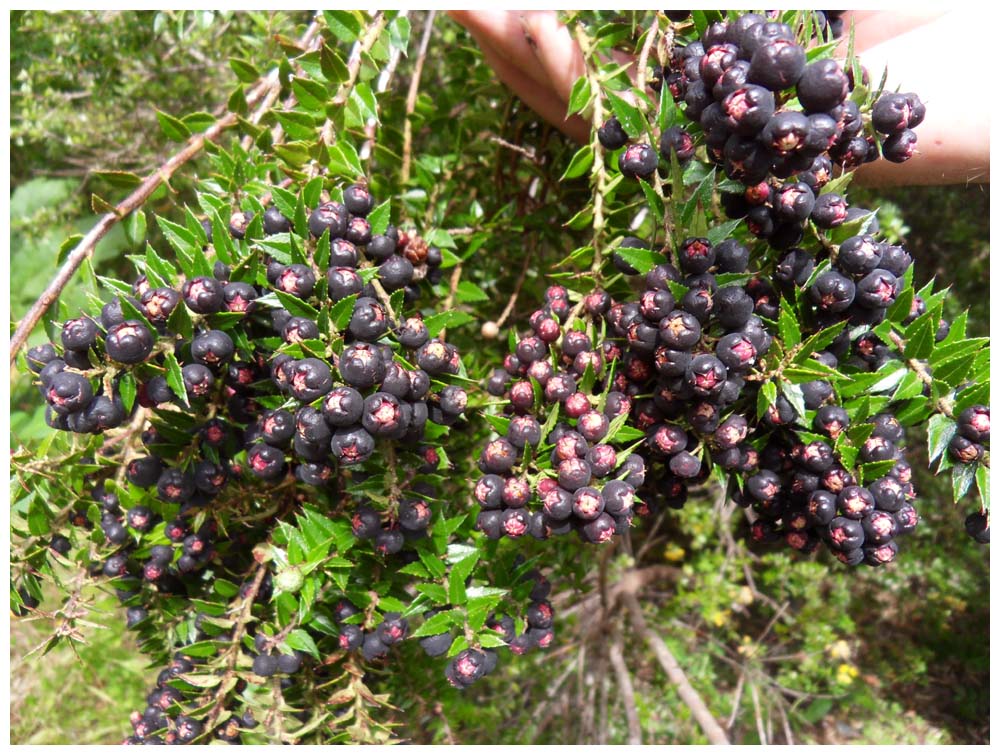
top-left (887, 330), bottom-right (955, 416)
top-left (726, 671), bottom-right (745, 731)
top-left (437, 263), bottom-right (463, 341)
top-left (608, 636), bottom-right (642, 745)
top-left (559, 565), bottom-right (679, 624)
top-left (749, 681), bottom-right (767, 745)
top-left (488, 136), bottom-right (538, 162)
top-left (243, 23), bottom-right (325, 152)
top-left (9, 20), bottom-right (321, 366)
top-left (320, 13), bottom-right (389, 147)
top-left (360, 10), bottom-right (410, 162)
top-left (494, 253), bottom-right (532, 329)
top-left (776, 694), bottom-right (794, 745)
top-left (530, 655), bottom-right (578, 726)
top-left (401, 10), bottom-right (436, 184)
top-left (621, 591), bottom-right (730, 745)
top-left (239, 24), bottom-right (322, 151)
top-left (205, 563), bottom-right (268, 735)
top-left (635, 17), bottom-right (660, 94)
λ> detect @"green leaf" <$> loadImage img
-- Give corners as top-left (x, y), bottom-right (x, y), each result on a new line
top-left (567, 76), bottom-right (591, 115)
top-left (639, 181), bottom-right (665, 224)
top-left (182, 112), bottom-right (216, 132)
top-left (778, 304), bottom-right (801, 348)
top-left (92, 170), bottom-right (142, 189)
top-left (141, 243), bottom-right (174, 287)
top-left (228, 85), bottom-right (248, 115)
top-left (56, 233), bottom-right (85, 265)
top-left (562, 145), bottom-right (594, 180)
top-left (273, 290), bottom-right (320, 320)
top-left (757, 380), bottom-right (778, 420)
top-left (320, 43), bottom-right (349, 83)
top-left (181, 640), bottom-right (220, 658)
top-left (328, 141), bottom-right (364, 178)
top-left (975, 464), bottom-right (990, 514)
top-left (323, 10), bottom-right (362, 43)
top-left (163, 351), bottom-right (189, 406)
top-left (933, 353), bottom-right (975, 389)
top-left (166, 299), bottom-right (194, 341)
top-left (367, 200), bottom-right (391, 236)
top-left (413, 609), bottom-right (464, 638)
top-left (478, 632), bottom-right (510, 649)
top-left (389, 15), bottom-right (411, 51)
top-left (345, 83), bottom-right (378, 128)
top-left (292, 76), bottom-right (330, 114)
top-left (300, 176), bottom-right (324, 211)
top-left (156, 109), bottom-right (191, 142)
top-left (424, 311), bottom-right (474, 337)
top-left (859, 460), bottom-right (896, 485)
top-left (955, 380), bottom-right (990, 414)
top-left (118, 372), bottom-right (137, 414)
top-left (929, 337), bottom-right (989, 367)
top-left (448, 553), bottom-right (478, 606)
top-left (155, 215), bottom-right (203, 276)
top-left (415, 583), bottom-right (448, 605)
top-left (612, 247), bottom-right (666, 275)
top-left (284, 628), bottom-right (321, 660)
top-left (890, 371), bottom-right (924, 403)
top-left (229, 58), bottom-right (260, 83)
top-left (780, 381), bottom-right (806, 421)
top-left (706, 218), bottom-right (743, 246)
top-left (926, 413), bottom-right (957, 464)
top-left (657, 79), bottom-right (679, 130)
top-left (605, 91), bottom-right (646, 137)
top-left (903, 314), bottom-right (936, 360)
top-left (455, 281), bottom-right (488, 303)
top-left (124, 210), bottom-right (147, 248)
top-left (952, 462), bottom-right (976, 503)
top-left (274, 110), bottom-right (319, 141)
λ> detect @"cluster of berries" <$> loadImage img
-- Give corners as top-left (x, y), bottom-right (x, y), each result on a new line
top-left (607, 224), bottom-right (933, 565)
top-left (330, 600), bottom-right (411, 660)
top-left (351, 490), bottom-right (434, 556)
top-left (476, 285), bottom-right (646, 545)
top-left (21, 181), bottom-right (473, 729)
top-left (122, 653), bottom-right (259, 745)
top-left (442, 570), bottom-right (554, 689)
top-left (952, 405), bottom-right (990, 544)
top-left (739, 415), bottom-right (921, 567)
top-left (607, 237), bottom-right (766, 501)
top-left (600, 12), bottom-right (924, 253)
top-left (27, 178), bottom-right (465, 557)
top-left (661, 11), bottom-right (848, 42)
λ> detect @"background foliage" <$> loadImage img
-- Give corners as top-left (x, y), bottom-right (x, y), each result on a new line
top-left (9, 9), bottom-right (989, 745)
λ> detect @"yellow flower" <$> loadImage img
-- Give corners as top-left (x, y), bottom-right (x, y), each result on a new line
top-left (738, 636), bottom-right (757, 658)
top-left (664, 544), bottom-right (685, 562)
top-left (826, 640), bottom-right (851, 661)
top-left (836, 663), bottom-right (859, 685)
top-left (710, 609), bottom-right (730, 627)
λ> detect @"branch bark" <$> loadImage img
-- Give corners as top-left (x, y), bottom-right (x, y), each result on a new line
top-left (621, 591), bottom-right (731, 745)
top-left (401, 11), bottom-right (437, 184)
top-left (607, 637), bottom-right (642, 745)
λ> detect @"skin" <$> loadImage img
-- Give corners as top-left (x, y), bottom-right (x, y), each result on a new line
top-left (449, 11), bottom-right (989, 186)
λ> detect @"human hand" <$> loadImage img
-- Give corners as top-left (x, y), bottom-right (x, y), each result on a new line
top-left (450, 11), bottom-right (989, 186)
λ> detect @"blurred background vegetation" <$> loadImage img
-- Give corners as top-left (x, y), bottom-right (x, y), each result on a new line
top-left (9, 10), bottom-right (989, 745)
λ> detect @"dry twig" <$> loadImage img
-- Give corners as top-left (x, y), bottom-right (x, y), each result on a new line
top-left (621, 591), bottom-right (730, 745)
top-left (401, 11), bottom-right (437, 184)
top-left (608, 636), bottom-right (643, 745)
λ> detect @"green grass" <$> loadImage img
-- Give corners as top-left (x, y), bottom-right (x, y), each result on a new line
top-left (10, 587), bottom-right (155, 745)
